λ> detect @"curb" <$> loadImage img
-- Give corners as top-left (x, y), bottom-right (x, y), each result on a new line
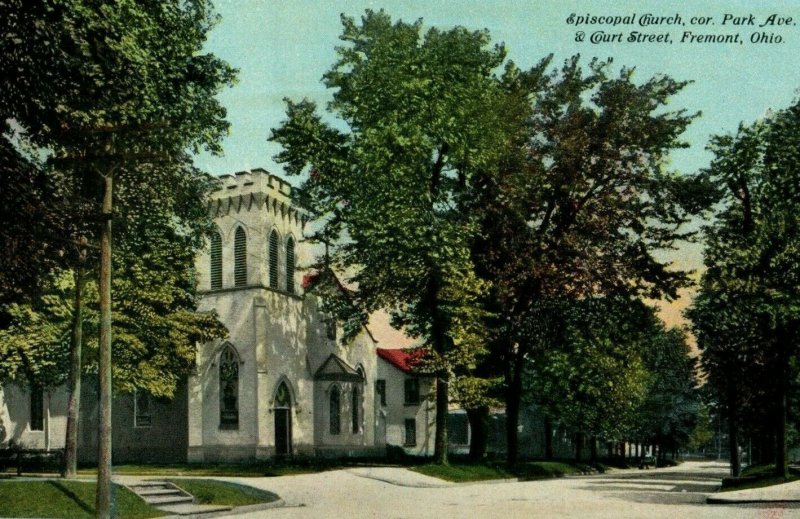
top-left (160, 498), bottom-right (288, 518)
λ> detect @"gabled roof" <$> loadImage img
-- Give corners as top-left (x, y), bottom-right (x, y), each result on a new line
top-left (376, 348), bottom-right (427, 375)
top-left (314, 354), bottom-right (363, 382)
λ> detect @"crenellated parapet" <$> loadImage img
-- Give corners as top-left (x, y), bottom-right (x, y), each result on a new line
top-left (208, 168), bottom-right (309, 227)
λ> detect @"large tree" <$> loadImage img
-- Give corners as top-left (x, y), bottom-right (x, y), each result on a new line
top-left (271, 10), bottom-right (513, 464)
top-left (1, 0), bottom-right (235, 513)
top-left (690, 105), bottom-right (800, 478)
top-left (470, 55), bottom-right (710, 465)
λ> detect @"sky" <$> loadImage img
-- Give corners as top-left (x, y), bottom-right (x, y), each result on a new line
top-left (194, 0), bottom-right (800, 341)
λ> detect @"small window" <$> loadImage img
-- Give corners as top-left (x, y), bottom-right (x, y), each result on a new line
top-left (376, 379), bottom-right (386, 406)
top-left (30, 384), bottom-right (44, 431)
top-left (286, 236), bottom-right (295, 294)
top-left (325, 318), bottom-right (336, 340)
top-left (210, 231), bottom-right (222, 290)
top-left (219, 345), bottom-right (239, 428)
top-left (268, 230), bottom-right (279, 289)
top-left (352, 386), bottom-right (360, 434)
top-left (404, 418), bottom-right (417, 446)
top-left (234, 227), bottom-right (247, 287)
top-left (329, 385), bottom-right (340, 435)
top-left (404, 378), bottom-right (420, 405)
top-left (134, 390), bottom-right (152, 428)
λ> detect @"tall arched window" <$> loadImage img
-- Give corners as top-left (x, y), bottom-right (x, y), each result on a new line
top-left (234, 227), bottom-right (247, 287)
top-left (351, 386), bottom-right (360, 433)
top-left (219, 345), bottom-right (239, 428)
top-left (268, 230), bottom-right (279, 289)
top-left (329, 385), bottom-right (340, 435)
top-left (210, 231), bottom-right (222, 290)
top-left (285, 236), bottom-right (295, 294)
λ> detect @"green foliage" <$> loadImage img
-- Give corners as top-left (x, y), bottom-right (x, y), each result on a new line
top-left (526, 297), bottom-right (652, 440)
top-left (689, 99), bottom-right (800, 476)
top-left (688, 403), bottom-right (715, 452)
top-left (633, 326), bottom-right (700, 451)
top-left (271, 9), bottom-right (509, 402)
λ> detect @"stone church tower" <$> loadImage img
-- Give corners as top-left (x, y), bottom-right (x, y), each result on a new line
top-left (187, 168), bottom-right (379, 461)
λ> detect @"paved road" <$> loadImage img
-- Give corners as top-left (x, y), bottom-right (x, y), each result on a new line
top-left (220, 461), bottom-right (800, 518)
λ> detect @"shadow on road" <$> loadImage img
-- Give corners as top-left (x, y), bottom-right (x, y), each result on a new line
top-left (575, 463), bottom-right (800, 509)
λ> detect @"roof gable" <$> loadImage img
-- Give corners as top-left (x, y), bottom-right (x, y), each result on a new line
top-left (314, 354), bottom-right (363, 382)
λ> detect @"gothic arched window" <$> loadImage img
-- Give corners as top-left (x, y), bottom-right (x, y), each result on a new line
top-left (219, 345), bottom-right (239, 428)
top-left (351, 386), bottom-right (360, 433)
top-left (210, 231), bottom-right (222, 290)
top-left (285, 236), bottom-right (295, 294)
top-left (268, 230), bottom-right (279, 289)
top-left (329, 385), bottom-right (340, 435)
top-left (234, 227), bottom-right (247, 287)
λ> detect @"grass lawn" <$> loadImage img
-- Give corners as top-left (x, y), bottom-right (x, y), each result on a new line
top-left (720, 463), bottom-right (800, 492)
top-left (0, 479), bottom-right (162, 518)
top-left (412, 460), bottom-right (598, 483)
top-left (167, 479), bottom-right (280, 506)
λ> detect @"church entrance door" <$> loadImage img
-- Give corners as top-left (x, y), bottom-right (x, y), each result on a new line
top-left (274, 382), bottom-right (292, 456)
top-left (275, 408), bottom-right (291, 456)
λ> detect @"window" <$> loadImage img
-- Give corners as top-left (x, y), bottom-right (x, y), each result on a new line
top-left (234, 227), bottom-right (247, 287)
top-left (134, 389), bottom-right (152, 428)
top-left (376, 379), bottom-right (386, 406)
top-left (30, 385), bottom-right (43, 431)
top-left (268, 230), bottom-right (279, 289)
top-left (404, 419), bottom-right (417, 446)
top-left (329, 385), bottom-right (340, 435)
top-left (210, 231), bottom-right (222, 290)
top-left (325, 318), bottom-right (336, 340)
top-left (351, 386), bottom-right (360, 433)
top-left (219, 345), bottom-right (239, 428)
top-left (404, 378), bottom-right (420, 405)
top-left (285, 236), bottom-right (295, 294)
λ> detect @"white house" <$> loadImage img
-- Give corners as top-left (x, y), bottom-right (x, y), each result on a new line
top-left (0, 168), bottom-right (436, 463)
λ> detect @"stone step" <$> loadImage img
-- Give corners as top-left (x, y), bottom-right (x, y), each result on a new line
top-left (144, 494), bottom-right (194, 506)
top-left (136, 487), bottom-right (185, 496)
top-left (129, 480), bottom-right (172, 487)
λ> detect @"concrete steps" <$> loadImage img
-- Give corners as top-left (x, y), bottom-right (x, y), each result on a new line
top-left (126, 480), bottom-right (232, 516)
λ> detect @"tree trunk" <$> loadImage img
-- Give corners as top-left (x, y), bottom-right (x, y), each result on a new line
top-left (426, 274), bottom-right (448, 466)
top-left (63, 265), bottom-right (85, 478)
top-left (96, 173), bottom-right (113, 518)
top-left (467, 407), bottom-right (489, 461)
top-left (607, 441), bottom-right (613, 458)
top-left (589, 436), bottom-right (597, 463)
top-left (505, 345), bottom-right (523, 466)
top-left (544, 415), bottom-right (554, 460)
top-left (775, 384), bottom-right (788, 479)
top-left (726, 379), bottom-right (740, 477)
top-left (574, 432), bottom-right (583, 462)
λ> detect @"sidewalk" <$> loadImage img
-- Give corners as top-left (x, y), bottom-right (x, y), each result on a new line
top-left (707, 479), bottom-right (800, 504)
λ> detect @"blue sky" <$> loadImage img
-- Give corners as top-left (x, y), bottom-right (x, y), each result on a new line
top-left (196, 0), bottom-right (800, 179)
top-left (194, 1), bottom-right (800, 330)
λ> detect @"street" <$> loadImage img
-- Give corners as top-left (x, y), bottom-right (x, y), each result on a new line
top-left (219, 461), bottom-right (799, 518)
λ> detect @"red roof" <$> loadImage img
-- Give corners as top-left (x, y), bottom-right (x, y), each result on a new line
top-left (376, 348), bottom-right (426, 374)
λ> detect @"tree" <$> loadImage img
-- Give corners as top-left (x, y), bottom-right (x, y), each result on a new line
top-left (690, 105), bottom-right (800, 479)
top-left (271, 10), bottom-right (513, 464)
top-left (632, 325), bottom-right (699, 461)
top-left (470, 55), bottom-right (710, 465)
top-left (526, 297), bottom-right (651, 462)
top-left (1, 1), bottom-right (235, 513)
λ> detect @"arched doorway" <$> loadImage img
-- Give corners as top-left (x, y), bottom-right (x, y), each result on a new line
top-left (274, 382), bottom-right (292, 456)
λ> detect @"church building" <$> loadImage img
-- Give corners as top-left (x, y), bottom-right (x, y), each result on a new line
top-left (0, 168), bottom-right (436, 463)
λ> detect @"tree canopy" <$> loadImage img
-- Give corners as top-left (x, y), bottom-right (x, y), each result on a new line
top-left (271, 9), bottom-right (517, 463)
